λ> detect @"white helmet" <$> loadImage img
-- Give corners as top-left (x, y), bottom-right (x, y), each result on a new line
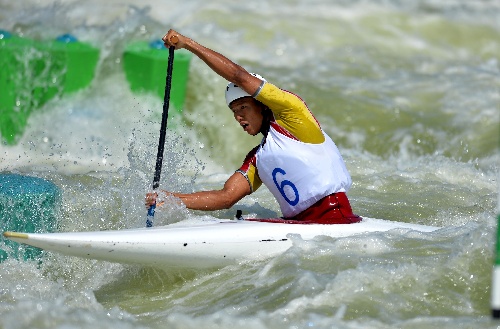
top-left (225, 73), bottom-right (266, 107)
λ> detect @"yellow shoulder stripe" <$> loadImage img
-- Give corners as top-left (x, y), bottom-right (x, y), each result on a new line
top-left (256, 83), bottom-right (324, 144)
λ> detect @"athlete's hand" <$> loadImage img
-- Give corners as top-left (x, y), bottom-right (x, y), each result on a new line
top-left (145, 190), bottom-right (171, 209)
top-left (162, 29), bottom-right (185, 49)
top-left (145, 191), bottom-right (166, 208)
top-left (145, 192), bottom-right (157, 208)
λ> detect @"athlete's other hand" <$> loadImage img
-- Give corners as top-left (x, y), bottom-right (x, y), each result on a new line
top-left (145, 192), bottom-right (157, 208)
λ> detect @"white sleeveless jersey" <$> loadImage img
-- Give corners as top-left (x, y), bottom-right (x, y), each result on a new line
top-left (256, 128), bottom-right (352, 217)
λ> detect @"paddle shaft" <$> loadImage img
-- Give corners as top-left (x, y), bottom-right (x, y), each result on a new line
top-left (146, 38), bottom-right (177, 227)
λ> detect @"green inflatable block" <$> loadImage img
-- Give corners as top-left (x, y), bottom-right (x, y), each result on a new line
top-left (0, 31), bottom-right (37, 145)
top-left (0, 174), bottom-right (61, 262)
top-left (0, 32), bottom-right (100, 145)
top-left (37, 34), bottom-right (100, 103)
top-left (123, 40), bottom-right (192, 113)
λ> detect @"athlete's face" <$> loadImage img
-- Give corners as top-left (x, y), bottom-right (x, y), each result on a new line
top-left (229, 97), bottom-right (265, 136)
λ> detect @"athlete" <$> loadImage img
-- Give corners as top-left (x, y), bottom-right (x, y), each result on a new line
top-left (145, 29), bottom-right (361, 224)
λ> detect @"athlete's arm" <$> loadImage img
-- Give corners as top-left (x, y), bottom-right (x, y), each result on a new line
top-left (162, 29), bottom-right (261, 98)
top-left (146, 172), bottom-right (251, 211)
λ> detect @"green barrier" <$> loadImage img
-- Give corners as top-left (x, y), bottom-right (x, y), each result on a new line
top-left (0, 31), bottom-right (35, 145)
top-left (36, 34), bottom-right (100, 104)
top-left (491, 123), bottom-right (500, 318)
top-left (495, 212), bottom-right (500, 318)
top-left (123, 40), bottom-right (192, 113)
top-left (0, 174), bottom-right (60, 262)
top-left (0, 31), bottom-right (99, 145)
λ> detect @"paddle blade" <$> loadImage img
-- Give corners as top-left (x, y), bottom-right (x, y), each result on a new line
top-left (146, 204), bottom-right (156, 227)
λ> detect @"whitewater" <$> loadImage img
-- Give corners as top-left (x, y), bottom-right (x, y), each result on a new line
top-left (0, 0), bottom-right (499, 328)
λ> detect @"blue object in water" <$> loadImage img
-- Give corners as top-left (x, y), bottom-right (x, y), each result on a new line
top-left (56, 33), bottom-right (78, 43)
top-left (0, 30), bottom-right (11, 39)
top-left (0, 174), bottom-right (61, 262)
top-left (149, 39), bottom-right (166, 50)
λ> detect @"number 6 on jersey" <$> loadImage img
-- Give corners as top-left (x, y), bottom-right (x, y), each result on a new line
top-left (272, 168), bottom-right (300, 206)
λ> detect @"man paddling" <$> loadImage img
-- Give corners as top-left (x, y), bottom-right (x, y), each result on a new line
top-left (146, 29), bottom-right (361, 224)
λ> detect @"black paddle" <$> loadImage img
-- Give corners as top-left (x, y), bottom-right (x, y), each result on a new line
top-left (146, 36), bottom-right (177, 227)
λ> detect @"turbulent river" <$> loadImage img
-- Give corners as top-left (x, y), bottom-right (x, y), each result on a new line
top-left (0, 0), bottom-right (499, 328)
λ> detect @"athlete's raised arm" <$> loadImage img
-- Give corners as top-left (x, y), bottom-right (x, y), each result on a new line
top-left (162, 29), bottom-right (262, 99)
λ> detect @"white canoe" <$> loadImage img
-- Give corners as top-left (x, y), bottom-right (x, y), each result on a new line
top-left (3, 217), bottom-right (439, 269)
